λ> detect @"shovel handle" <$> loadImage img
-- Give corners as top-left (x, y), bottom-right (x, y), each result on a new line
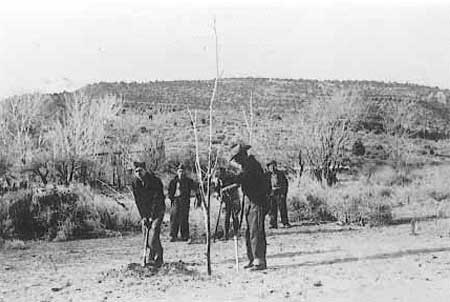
top-left (142, 223), bottom-right (150, 266)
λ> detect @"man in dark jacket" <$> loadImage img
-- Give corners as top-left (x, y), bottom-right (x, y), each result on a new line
top-left (168, 164), bottom-right (195, 242)
top-left (266, 160), bottom-right (290, 229)
top-left (131, 162), bottom-right (165, 267)
top-left (230, 143), bottom-right (269, 271)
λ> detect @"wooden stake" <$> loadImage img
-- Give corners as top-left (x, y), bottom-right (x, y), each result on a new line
top-left (234, 235), bottom-right (239, 272)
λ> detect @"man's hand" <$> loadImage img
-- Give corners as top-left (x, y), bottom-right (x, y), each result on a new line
top-left (141, 218), bottom-right (151, 228)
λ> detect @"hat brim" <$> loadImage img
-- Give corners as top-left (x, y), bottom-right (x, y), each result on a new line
top-left (267, 161), bottom-right (277, 167)
top-left (230, 153), bottom-right (239, 162)
top-left (133, 161), bottom-right (146, 169)
top-left (230, 144), bottom-right (251, 161)
top-left (230, 150), bottom-right (248, 162)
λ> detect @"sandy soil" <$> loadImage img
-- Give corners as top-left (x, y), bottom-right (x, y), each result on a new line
top-left (1, 217), bottom-right (450, 302)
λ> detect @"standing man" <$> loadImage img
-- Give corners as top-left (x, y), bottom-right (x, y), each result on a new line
top-left (168, 164), bottom-right (195, 242)
top-left (212, 168), bottom-right (241, 240)
top-left (131, 162), bottom-right (165, 267)
top-left (266, 160), bottom-right (290, 229)
top-left (230, 143), bottom-right (269, 271)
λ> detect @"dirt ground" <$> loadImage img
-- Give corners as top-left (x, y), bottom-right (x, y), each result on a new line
top-left (1, 217), bottom-right (450, 302)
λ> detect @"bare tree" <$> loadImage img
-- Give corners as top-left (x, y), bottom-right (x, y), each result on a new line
top-left (298, 92), bottom-right (361, 186)
top-left (0, 94), bottom-right (48, 184)
top-left (45, 93), bottom-right (122, 185)
top-left (187, 19), bottom-right (221, 275)
top-left (381, 99), bottom-right (417, 185)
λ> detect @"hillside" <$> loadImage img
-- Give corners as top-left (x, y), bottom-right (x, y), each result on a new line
top-left (72, 78), bottom-right (450, 166)
top-left (78, 78), bottom-right (450, 113)
top-left (76, 78), bottom-right (450, 137)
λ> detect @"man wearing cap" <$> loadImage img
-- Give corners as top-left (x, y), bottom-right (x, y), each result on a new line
top-left (266, 160), bottom-right (290, 229)
top-left (131, 162), bottom-right (165, 267)
top-left (230, 143), bottom-right (270, 271)
top-left (168, 164), bottom-right (196, 242)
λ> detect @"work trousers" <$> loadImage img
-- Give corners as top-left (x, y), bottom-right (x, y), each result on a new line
top-left (269, 190), bottom-right (288, 227)
top-left (245, 201), bottom-right (267, 266)
top-left (170, 196), bottom-right (190, 239)
top-left (142, 212), bottom-right (164, 264)
top-left (223, 200), bottom-right (240, 239)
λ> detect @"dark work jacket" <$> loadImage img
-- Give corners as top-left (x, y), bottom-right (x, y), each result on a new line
top-left (265, 169), bottom-right (288, 195)
top-left (131, 172), bottom-right (165, 219)
top-left (234, 155), bottom-right (270, 206)
top-left (168, 176), bottom-right (195, 202)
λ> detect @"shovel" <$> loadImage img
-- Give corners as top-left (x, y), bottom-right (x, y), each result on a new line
top-left (142, 222), bottom-right (150, 267)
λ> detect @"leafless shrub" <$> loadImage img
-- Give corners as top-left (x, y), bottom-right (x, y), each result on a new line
top-left (45, 93), bottom-right (122, 185)
top-left (297, 91), bottom-right (362, 186)
top-left (134, 133), bottom-right (166, 172)
top-left (381, 99), bottom-right (418, 186)
top-left (0, 94), bottom-right (48, 183)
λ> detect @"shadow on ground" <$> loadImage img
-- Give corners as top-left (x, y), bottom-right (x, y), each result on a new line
top-left (266, 224), bottom-right (360, 238)
top-left (219, 248), bottom-right (340, 265)
top-left (270, 246), bottom-right (450, 270)
top-left (390, 215), bottom-right (439, 226)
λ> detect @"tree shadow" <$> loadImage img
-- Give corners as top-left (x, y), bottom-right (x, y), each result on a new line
top-left (267, 248), bottom-right (340, 260)
top-left (269, 246), bottom-right (450, 270)
top-left (266, 225), bottom-right (359, 238)
top-left (390, 215), bottom-right (439, 226)
top-left (219, 248), bottom-right (339, 264)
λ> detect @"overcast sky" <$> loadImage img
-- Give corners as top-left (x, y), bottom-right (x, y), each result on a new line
top-left (1, 0), bottom-right (450, 97)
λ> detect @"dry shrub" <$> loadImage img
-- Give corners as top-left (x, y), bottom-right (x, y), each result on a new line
top-left (287, 176), bottom-right (335, 222)
top-left (423, 168), bottom-right (450, 203)
top-left (77, 185), bottom-right (141, 232)
top-left (296, 91), bottom-right (363, 186)
top-left (0, 185), bottom-right (140, 241)
top-left (367, 200), bottom-right (393, 226)
top-left (368, 165), bottom-right (414, 186)
top-left (352, 138), bottom-right (365, 156)
top-left (32, 187), bottom-right (81, 240)
top-left (437, 202), bottom-right (450, 218)
top-left (0, 190), bottom-right (34, 239)
top-left (328, 183), bottom-right (393, 226)
top-left (287, 174), bottom-right (393, 226)
top-left (1, 239), bottom-right (29, 250)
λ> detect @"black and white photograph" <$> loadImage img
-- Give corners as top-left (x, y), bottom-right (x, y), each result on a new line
top-left (1, 0), bottom-right (450, 301)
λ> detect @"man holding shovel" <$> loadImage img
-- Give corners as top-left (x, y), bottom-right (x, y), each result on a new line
top-left (131, 162), bottom-right (165, 267)
top-left (230, 143), bottom-right (270, 271)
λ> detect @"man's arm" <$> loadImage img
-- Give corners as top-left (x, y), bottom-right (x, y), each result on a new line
top-left (131, 180), bottom-right (151, 222)
top-left (191, 179), bottom-right (203, 208)
top-left (280, 171), bottom-right (289, 194)
top-left (131, 181), bottom-right (138, 200)
top-left (168, 178), bottom-right (175, 201)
